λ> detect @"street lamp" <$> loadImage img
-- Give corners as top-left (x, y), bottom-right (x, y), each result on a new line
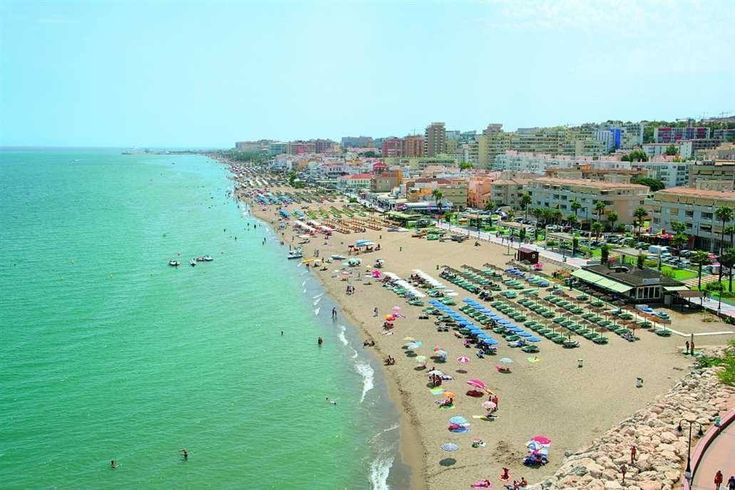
top-left (677, 419), bottom-right (704, 477)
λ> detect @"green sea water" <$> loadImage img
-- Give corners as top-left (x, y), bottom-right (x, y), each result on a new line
top-left (0, 150), bottom-right (406, 489)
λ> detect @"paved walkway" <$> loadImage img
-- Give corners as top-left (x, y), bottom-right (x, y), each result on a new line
top-left (691, 421), bottom-right (735, 490)
top-left (435, 222), bottom-right (588, 268)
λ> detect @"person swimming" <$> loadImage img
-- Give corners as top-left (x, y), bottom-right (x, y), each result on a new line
top-left (180, 449), bottom-right (188, 461)
top-left (110, 460), bottom-right (117, 469)
top-left (326, 397), bottom-right (337, 405)
top-left (318, 337), bottom-right (323, 346)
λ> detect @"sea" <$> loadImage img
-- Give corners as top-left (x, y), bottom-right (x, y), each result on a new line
top-left (0, 149), bottom-right (409, 489)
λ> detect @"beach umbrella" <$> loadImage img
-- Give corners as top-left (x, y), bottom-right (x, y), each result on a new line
top-left (448, 416), bottom-right (468, 425)
top-left (415, 355), bottom-right (427, 364)
top-left (457, 356), bottom-right (470, 364)
top-left (482, 401), bottom-right (497, 411)
top-left (440, 442), bottom-right (460, 452)
top-left (499, 357), bottom-right (513, 365)
top-left (467, 379), bottom-right (487, 390)
top-left (427, 369), bottom-right (444, 376)
top-left (531, 435), bottom-right (552, 445)
top-left (433, 345), bottom-right (443, 352)
top-left (442, 391), bottom-right (456, 399)
top-left (405, 341), bottom-right (422, 350)
top-left (392, 306), bottom-right (401, 313)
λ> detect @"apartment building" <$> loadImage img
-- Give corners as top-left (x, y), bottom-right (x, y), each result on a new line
top-left (638, 161), bottom-right (691, 188)
top-left (337, 173), bottom-right (372, 190)
top-left (654, 126), bottom-right (710, 143)
top-left (489, 178), bottom-right (534, 210)
top-left (401, 135), bottom-right (424, 157)
top-left (424, 122), bottom-right (447, 157)
top-left (646, 187), bottom-right (735, 251)
top-left (688, 161), bottom-right (735, 190)
top-left (381, 137), bottom-right (402, 157)
top-left (528, 178), bottom-right (649, 224)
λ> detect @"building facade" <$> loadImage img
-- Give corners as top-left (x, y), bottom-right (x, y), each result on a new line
top-left (424, 122), bottom-right (447, 157)
top-left (646, 187), bottom-right (735, 251)
top-left (528, 178), bottom-right (648, 224)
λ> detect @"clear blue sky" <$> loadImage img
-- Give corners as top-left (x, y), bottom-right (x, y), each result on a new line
top-left (1, 0), bottom-right (733, 147)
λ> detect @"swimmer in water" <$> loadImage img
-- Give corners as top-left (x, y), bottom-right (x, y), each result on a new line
top-left (318, 337), bottom-right (323, 346)
top-left (110, 460), bottom-right (117, 469)
top-left (180, 449), bottom-right (188, 461)
top-left (326, 397), bottom-right (337, 405)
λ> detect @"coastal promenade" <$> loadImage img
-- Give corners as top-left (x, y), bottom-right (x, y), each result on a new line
top-left (690, 409), bottom-right (735, 490)
top-left (434, 222), bottom-right (588, 268)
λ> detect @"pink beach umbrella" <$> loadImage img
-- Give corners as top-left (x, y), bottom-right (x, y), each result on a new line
top-left (466, 379), bottom-right (487, 390)
top-left (457, 356), bottom-right (470, 364)
top-left (481, 401), bottom-right (497, 411)
top-left (531, 435), bottom-right (552, 445)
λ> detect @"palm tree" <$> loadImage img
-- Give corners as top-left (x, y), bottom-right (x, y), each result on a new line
top-left (432, 189), bottom-right (444, 213)
top-left (567, 214), bottom-right (579, 229)
top-left (551, 209), bottom-right (563, 225)
top-left (725, 224), bottom-right (735, 247)
top-left (633, 207), bottom-right (648, 236)
top-left (572, 235), bottom-right (579, 256)
top-left (600, 244), bottom-right (610, 264)
top-left (690, 250), bottom-right (712, 291)
top-left (606, 211), bottom-right (618, 232)
top-left (520, 193), bottom-right (532, 219)
top-left (715, 206), bottom-right (733, 254)
top-left (594, 200), bottom-right (606, 222)
top-left (570, 198), bottom-right (582, 221)
top-left (719, 247), bottom-right (735, 292)
top-left (672, 233), bottom-right (688, 249)
top-left (591, 222), bottom-right (603, 240)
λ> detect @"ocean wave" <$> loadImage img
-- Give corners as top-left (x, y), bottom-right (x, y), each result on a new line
top-left (312, 293), bottom-right (324, 299)
top-left (314, 307), bottom-right (320, 316)
top-left (355, 361), bottom-right (374, 403)
top-left (338, 326), bottom-right (349, 346)
top-left (313, 296), bottom-right (322, 306)
top-left (368, 451), bottom-right (394, 490)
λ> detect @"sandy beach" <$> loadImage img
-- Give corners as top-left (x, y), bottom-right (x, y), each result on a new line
top-left (226, 168), bottom-right (734, 489)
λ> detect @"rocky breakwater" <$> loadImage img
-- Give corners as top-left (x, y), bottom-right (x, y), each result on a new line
top-left (534, 358), bottom-right (735, 490)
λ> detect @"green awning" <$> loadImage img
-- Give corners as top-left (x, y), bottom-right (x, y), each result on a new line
top-left (596, 278), bottom-right (632, 293)
top-left (664, 285), bottom-right (689, 292)
top-left (571, 269), bottom-right (602, 283)
top-left (572, 269), bottom-right (632, 293)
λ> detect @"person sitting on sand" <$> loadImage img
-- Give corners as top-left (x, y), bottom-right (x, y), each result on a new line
top-left (520, 477), bottom-right (527, 487)
top-left (500, 467), bottom-right (510, 481)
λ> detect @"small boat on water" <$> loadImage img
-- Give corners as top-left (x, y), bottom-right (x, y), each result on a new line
top-left (168, 260), bottom-right (180, 267)
top-left (288, 248), bottom-right (304, 260)
top-left (195, 255), bottom-right (214, 262)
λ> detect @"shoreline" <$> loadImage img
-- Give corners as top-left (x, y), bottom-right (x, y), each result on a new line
top-left (236, 187), bottom-right (424, 488)
top-left (216, 157), bottom-right (734, 490)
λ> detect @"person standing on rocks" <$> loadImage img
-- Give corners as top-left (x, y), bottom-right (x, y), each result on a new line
top-left (630, 444), bottom-right (637, 465)
top-left (620, 464), bottom-right (627, 484)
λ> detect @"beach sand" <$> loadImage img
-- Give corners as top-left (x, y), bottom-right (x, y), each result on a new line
top-left (232, 181), bottom-right (732, 489)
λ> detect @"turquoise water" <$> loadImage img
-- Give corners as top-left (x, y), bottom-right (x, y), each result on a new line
top-left (0, 150), bottom-right (406, 489)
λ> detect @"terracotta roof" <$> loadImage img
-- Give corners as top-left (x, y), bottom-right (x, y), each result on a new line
top-left (655, 186), bottom-right (735, 199)
top-left (532, 177), bottom-right (648, 191)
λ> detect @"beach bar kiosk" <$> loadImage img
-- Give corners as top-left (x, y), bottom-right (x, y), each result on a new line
top-left (516, 247), bottom-right (539, 265)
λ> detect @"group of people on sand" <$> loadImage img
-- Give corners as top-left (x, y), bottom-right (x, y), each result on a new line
top-left (110, 449), bottom-right (187, 470)
top-left (362, 339), bottom-right (375, 348)
top-left (384, 355), bottom-right (396, 366)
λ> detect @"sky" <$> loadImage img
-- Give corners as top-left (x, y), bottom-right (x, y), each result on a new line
top-left (1, 0), bottom-right (734, 148)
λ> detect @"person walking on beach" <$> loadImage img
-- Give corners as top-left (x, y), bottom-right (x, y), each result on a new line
top-left (373, 307), bottom-right (378, 317)
top-left (331, 307), bottom-right (337, 320)
top-left (727, 475), bottom-right (735, 490)
top-left (715, 470), bottom-right (724, 489)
